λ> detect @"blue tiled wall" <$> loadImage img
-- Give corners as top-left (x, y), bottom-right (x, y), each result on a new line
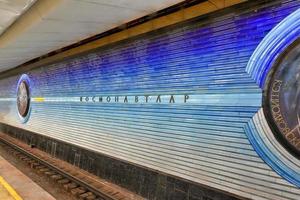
top-left (0, 1), bottom-right (300, 199)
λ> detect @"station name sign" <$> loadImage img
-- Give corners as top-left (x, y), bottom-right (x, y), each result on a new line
top-left (80, 94), bottom-right (190, 104)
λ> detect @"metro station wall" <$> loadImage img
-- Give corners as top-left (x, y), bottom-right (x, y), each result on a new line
top-left (0, 0), bottom-right (300, 199)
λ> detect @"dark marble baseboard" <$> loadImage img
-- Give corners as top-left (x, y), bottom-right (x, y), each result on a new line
top-left (0, 123), bottom-right (244, 200)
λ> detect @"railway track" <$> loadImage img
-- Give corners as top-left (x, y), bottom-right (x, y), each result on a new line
top-left (0, 133), bottom-right (143, 200)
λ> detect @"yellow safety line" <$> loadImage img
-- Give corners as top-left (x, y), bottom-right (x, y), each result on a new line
top-left (0, 176), bottom-right (23, 200)
top-left (33, 97), bottom-right (45, 102)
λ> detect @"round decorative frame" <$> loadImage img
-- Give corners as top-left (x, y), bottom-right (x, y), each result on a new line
top-left (245, 8), bottom-right (300, 187)
top-left (16, 74), bottom-right (32, 123)
top-left (263, 38), bottom-right (300, 158)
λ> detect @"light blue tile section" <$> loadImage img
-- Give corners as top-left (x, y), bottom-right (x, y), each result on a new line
top-left (0, 1), bottom-right (299, 199)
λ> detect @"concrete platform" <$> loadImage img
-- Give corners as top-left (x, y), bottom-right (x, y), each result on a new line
top-left (0, 155), bottom-right (55, 200)
top-left (0, 181), bottom-right (15, 200)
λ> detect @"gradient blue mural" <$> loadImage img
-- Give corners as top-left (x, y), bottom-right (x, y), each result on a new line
top-left (0, 1), bottom-right (300, 200)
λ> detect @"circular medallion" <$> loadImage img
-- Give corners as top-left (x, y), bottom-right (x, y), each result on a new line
top-left (17, 81), bottom-right (30, 117)
top-left (16, 74), bottom-right (31, 123)
top-left (264, 39), bottom-right (300, 157)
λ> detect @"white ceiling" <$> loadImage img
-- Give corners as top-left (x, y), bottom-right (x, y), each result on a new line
top-left (0, 0), bottom-right (183, 72)
top-left (0, 0), bottom-right (36, 35)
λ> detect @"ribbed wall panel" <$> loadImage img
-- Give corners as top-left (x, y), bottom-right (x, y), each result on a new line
top-left (0, 1), bottom-right (300, 199)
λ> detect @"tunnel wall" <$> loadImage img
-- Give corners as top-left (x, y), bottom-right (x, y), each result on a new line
top-left (0, 0), bottom-right (300, 199)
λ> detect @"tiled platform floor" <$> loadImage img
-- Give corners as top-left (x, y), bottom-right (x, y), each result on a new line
top-left (0, 155), bottom-right (55, 200)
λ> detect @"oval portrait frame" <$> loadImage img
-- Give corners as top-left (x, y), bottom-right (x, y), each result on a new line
top-left (16, 74), bottom-right (32, 123)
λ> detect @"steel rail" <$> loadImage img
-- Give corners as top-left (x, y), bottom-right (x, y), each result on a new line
top-left (0, 136), bottom-right (115, 200)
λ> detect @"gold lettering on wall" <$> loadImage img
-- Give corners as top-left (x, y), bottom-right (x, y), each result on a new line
top-left (270, 79), bottom-right (300, 148)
